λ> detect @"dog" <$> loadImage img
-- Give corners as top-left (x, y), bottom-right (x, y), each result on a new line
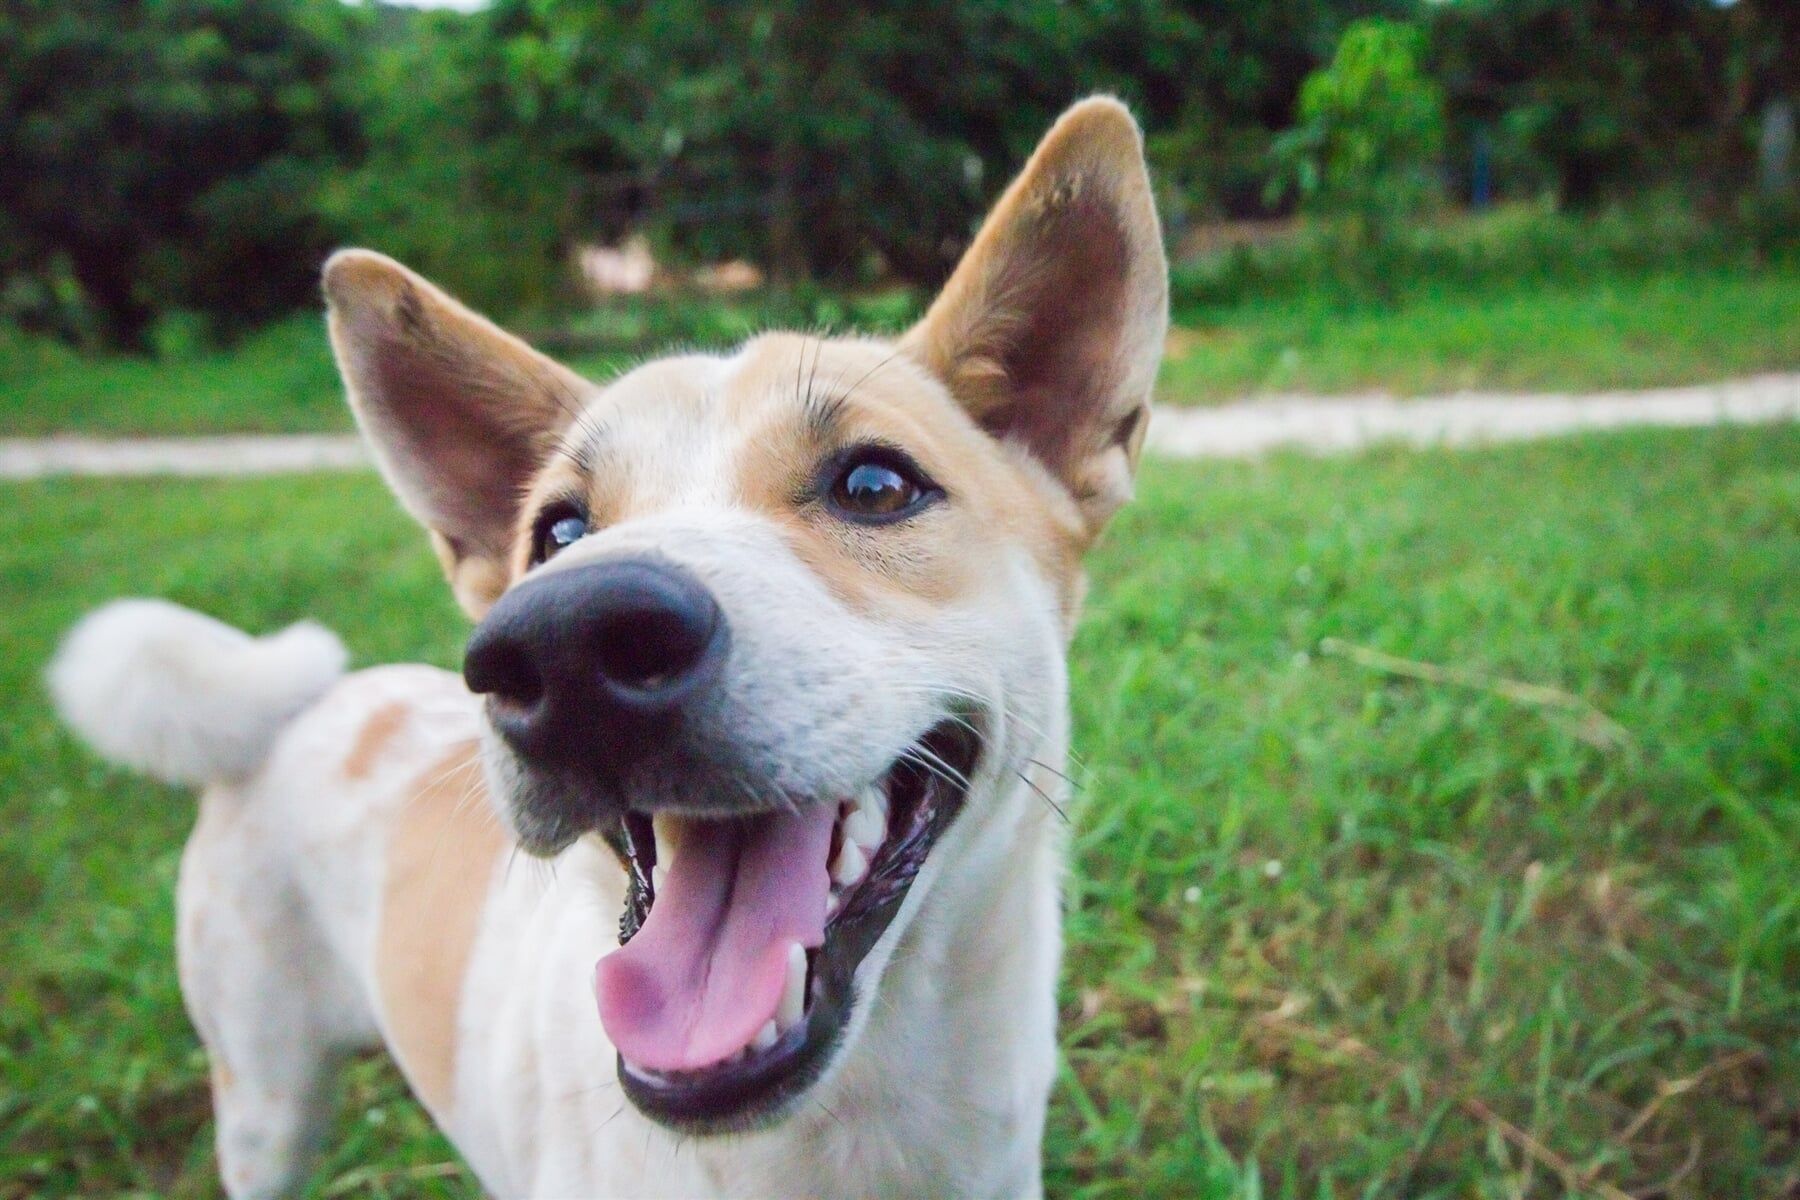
top-left (50, 97), bottom-right (1168, 1199)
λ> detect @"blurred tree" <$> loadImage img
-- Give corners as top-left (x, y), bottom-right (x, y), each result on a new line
top-left (467, 0), bottom-right (1408, 287)
top-left (0, 0), bottom-right (1418, 331)
top-left (317, 5), bottom-right (574, 315)
top-left (469, 0), bottom-right (1053, 286)
top-left (1269, 17), bottom-right (1446, 257)
top-left (10, 0), bottom-right (1785, 341)
top-left (1140, 0), bottom-right (1414, 224)
top-left (1425, 0), bottom-right (1740, 206)
top-left (0, 0), bottom-right (357, 348)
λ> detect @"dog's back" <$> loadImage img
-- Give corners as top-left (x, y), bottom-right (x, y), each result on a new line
top-left (52, 603), bottom-right (523, 1192)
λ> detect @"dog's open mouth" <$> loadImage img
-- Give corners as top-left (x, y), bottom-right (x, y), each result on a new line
top-left (592, 720), bottom-right (978, 1131)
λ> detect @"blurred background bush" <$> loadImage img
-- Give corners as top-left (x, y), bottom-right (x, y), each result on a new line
top-left (0, 0), bottom-right (1795, 352)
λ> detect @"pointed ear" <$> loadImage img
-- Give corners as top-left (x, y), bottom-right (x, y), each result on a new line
top-left (901, 97), bottom-right (1168, 535)
top-left (323, 250), bottom-right (590, 617)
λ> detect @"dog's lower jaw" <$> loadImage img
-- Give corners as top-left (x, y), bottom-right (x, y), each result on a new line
top-left (711, 786), bottom-right (1064, 1198)
top-left (819, 784), bottom-right (1065, 1197)
top-left (457, 770), bottom-right (1065, 1198)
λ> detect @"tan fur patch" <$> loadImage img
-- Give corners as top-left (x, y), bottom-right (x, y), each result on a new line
top-left (728, 335), bottom-right (1090, 622)
top-left (899, 96), bottom-right (1167, 534)
top-left (342, 701), bottom-right (410, 781)
top-left (210, 1060), bottom-right (236, 1094)
top-left (375, 744), bottom-right (508, 1118)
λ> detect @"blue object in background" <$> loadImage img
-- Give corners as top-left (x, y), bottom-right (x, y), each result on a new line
top-left (1471, 126), bottom-right (1494, 210)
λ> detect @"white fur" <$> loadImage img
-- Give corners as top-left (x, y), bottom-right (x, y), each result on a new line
top-left (164, 663), bottom-right (1060, 1198)
top-left (48, 598), bottom-right (347, 785)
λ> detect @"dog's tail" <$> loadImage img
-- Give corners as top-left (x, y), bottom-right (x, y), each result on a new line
top-left (49, 599), bottom-right (348, 787)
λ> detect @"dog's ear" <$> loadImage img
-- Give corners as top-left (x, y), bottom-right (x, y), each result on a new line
top-left (323, 250), bottom-right (589, 617)
top-left (901, 96), bottom-right (1167, 536)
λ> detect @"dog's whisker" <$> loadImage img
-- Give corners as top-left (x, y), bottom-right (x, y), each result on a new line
top-left (395, 753), bottom-right (485, 820)
top-left (391, 757), bottom-right (505, 914)
top-left (836, 346), bottom-right (903, 410)
top-left (898, 744), bottom-right (973, 794)
top-left (558, 1078), bottom-right (621, 1102)
top-left (588, 1099), bottom-right (627, 1140)
top-left (1023, 756), bottom-right (1085, 793)
top-left (1014, 767), bottom-right (1070, 826)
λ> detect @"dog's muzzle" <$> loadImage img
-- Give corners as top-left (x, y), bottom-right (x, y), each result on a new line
top-left (461, 551), bottom-right (985, 1134)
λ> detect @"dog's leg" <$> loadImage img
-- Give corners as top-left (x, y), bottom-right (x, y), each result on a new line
top-left (176, 794), bottom-right (369, 1200)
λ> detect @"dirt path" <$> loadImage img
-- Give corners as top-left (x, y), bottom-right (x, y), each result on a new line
top-left (4, 374), bottom-right (1796, 480)
top-left (0, 433), bottom-right (368, 479)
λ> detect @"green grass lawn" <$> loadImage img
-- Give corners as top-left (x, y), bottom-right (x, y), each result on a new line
top-left (3, 425), bottom-right (1797, 1198)
top-left (5, 262), bottom-right (1798, 437)
top-left (0, 318), bottom-right (351, 438)
top-left (1163, 263), bottom-right (1800, 401)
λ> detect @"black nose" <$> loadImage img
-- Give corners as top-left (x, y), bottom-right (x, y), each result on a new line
top-left (463, 558), bottom-right (728, 768)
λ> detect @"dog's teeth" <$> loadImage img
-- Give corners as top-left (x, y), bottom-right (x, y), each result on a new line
top-left (843, 786), bottom-right (886, 852)
top-left (824, 891), bottom-right (841, 919)
top-left (831, 837), bottom-right (869, 888)
top-left (777, 943), bottom-right (807, 1031)
top-left (752, 1019), bottom-right (779, 1053)
top-left (652, 864), bottom-right (667, 895)
top-left (651, 813), bottom-right (682, 868)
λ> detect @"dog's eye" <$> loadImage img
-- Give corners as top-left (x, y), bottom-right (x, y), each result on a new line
top-left (531, 504), bottom-right (589, 564)
top-left (827, 450), bottom-right (939, 523)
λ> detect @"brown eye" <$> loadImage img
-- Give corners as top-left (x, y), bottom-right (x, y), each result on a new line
top-left (828, 451), bottom-right (939, 523)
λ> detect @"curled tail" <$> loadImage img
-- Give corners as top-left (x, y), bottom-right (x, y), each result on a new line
top-left (49, 599), bottom-right (348, 786)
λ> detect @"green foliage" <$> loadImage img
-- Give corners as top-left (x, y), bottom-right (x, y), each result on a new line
top-left (466, 0), bottom-right (1414, 287)
top-left (0, 0), bottom-right (359, 348)
top-left (1278, 19), bottom-right (1445, 218)
top-left (468, 0), bottom-right (1058, 285)
top-left (1269, 18), bottom-right (1446, 285)
top-left (316, 6), bottom-right (582, 317)
top-left (1172, 194), bottom-right (1799, 310)
top-left (1, 0), bottom-right (1793, 347)
top-left (4, 426), bottom-right (1798, 1194)
top-left (1423, 0), bottom-right (1776, 206)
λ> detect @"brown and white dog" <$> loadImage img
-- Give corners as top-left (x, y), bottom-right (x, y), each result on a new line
top-left (51, 97), bottom-right (1167, 1199)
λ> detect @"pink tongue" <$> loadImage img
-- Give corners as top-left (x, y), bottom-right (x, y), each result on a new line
top-left (594, 808), bottom-right (834, 1072)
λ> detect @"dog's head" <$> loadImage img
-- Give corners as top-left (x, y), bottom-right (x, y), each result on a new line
top-left (324, 98), bottom-right (1165, 1133)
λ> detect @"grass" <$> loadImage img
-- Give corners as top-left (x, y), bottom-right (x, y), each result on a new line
top-left (0, 319), bottom-right (349, 438)
top-left (1160, 200), bottom-right (1800, 400)
top-left (1163, 263), bottom-right (1800, 401)
top-left (5, 258), bottom-right (1798, 437)
top-left (0, 289), bottom-right (919, 439)
top-left (2, 423), bottom-right (1796, 1197)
